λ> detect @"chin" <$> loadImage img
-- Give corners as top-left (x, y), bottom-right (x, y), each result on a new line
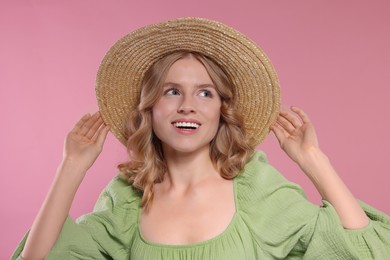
top-left (163, 143), bottom-right (210, 155)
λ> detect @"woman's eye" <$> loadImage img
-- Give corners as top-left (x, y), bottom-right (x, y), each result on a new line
top-left (199, 90), bottom-right (212, 97)
top-left (165, 88), bottom-right (180, 95)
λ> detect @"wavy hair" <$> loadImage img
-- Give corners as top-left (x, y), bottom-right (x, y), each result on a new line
top-left (119, 51), bottom-right (255, 211)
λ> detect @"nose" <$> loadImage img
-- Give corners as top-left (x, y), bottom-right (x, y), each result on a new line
top-left (177, 95), bottom-right (196, 114)
top-left (177, 106), bottom-right (195, 114)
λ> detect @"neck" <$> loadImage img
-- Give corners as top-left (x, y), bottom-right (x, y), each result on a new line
top-left (161, 146), bottom-right (221, 192)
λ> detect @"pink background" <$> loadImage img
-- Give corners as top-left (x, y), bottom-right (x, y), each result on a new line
top-left (1, 0), bottom-right (389, 258)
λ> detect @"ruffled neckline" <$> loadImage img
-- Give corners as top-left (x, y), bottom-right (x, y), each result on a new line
top-left (135, 171), bottom-right (241, 248)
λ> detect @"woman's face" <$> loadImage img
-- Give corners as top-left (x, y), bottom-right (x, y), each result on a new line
top-left (152, 55), bottom-right (222, 155)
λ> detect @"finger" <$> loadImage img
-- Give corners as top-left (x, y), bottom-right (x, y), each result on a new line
top-left (270, 122), bottom-right (288, 145)
top-left (72, 113), bottom-right (91, 133)
top-left (276, 115), bottom-right (296, 133)
top-left (90, 120), bottom-right (107, 142)
top-left (78, 112), bottom-right (101, 136)
top-left (291, 106), bottom-right (311, 124)
top-left (94, 125), bottom-right (110, 147)
top-left (85, 115), bottom-right (104, 139)
top-left (280, 109), bottom-right (302, 128)
top-left (91, 123), bottom-right (109, 145)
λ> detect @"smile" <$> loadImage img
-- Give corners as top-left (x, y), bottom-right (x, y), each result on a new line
top-left (172, 122), bottom-right (200, 129)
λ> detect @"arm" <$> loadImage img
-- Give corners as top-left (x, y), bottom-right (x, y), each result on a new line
top-left (21, 112), bottom-right (110, 260)
top-left (271, 106), bottom-right (369, 230)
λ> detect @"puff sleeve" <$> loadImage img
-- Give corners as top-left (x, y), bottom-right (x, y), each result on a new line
top-left (236, 151), bottom-right (390, 259)
top-left (12, 176), bottom-right (140, 260)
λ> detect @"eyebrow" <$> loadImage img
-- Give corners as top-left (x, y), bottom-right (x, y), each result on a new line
top-left (163, 82), bottom-right (216, 89)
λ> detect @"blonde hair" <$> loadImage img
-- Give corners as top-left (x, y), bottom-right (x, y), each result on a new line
top-left (119, 51), bottom-right (255, 210)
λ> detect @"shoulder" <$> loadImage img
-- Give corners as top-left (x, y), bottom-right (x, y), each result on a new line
top-left (73, 175), bottom-right (140, 257)
top-left (93, 174), bottom-right (142, 212)
top-left (234, 150), bottom-right (307, 209)
top-left (76, 174), bottom-right (141, 228)
top-left (234, 151), bottom-right (319, 250)
top-left (235, 150), bottom-right (295, 190)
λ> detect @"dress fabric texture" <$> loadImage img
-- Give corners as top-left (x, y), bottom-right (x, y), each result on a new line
top-left (12, 151), bottom-right (390, 259)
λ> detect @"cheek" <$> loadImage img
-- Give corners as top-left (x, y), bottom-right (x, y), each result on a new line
top-left (206, 103), bottom-right (222, 130)
top-left (152, 106), bottom-right (164, 133)
top-left (151, 102), bottom-right (161, 129)
top-left (152, 99), bottom-right (167, 121)
top-left (151, 100), bottom-right (173, 138)
top-left (212, 113), bottom-right (221, 131)
top-left (151, 113), bottom-right (164, 142)
top-left (211, 101), bottom-right (222, 120)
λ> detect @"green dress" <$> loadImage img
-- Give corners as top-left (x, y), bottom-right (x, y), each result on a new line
top-left (12, 151), bottom-right (390, 259)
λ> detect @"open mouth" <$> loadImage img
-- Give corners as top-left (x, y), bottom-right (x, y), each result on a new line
top-left (172, 122), bottom-right (200, 130)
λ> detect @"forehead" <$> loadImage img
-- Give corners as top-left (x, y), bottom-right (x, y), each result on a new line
top-left (164, 55), bottom-right (214, 84)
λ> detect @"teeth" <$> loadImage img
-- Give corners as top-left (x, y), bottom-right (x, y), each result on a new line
top-left (174, 122), bottom-right (200, 129)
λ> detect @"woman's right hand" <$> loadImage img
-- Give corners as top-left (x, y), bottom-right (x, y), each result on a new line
top-left (63, 112), bottom-right (110, 172)
top-left (21, 112), bottom-right (110, 260)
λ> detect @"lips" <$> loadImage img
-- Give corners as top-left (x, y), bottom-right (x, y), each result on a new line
top-left (172, 120), bottom-right (201, 130)
top-left (173, 122), bottom-right (200, 129)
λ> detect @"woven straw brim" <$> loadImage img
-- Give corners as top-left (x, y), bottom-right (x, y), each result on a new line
top-left (96, 17), bottom-right (280, 146)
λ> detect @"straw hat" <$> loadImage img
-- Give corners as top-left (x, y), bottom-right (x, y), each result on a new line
top-left (96, 17), bottom-right (280, 146)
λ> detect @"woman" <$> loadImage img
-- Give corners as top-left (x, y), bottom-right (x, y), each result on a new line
top-left (13, 18), bottom-right (390, 259)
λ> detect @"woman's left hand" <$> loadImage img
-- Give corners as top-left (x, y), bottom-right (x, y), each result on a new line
top-left (271, 107), bottom-right (370, 229)
top-left (271, 106), bottom-right (320, 165)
